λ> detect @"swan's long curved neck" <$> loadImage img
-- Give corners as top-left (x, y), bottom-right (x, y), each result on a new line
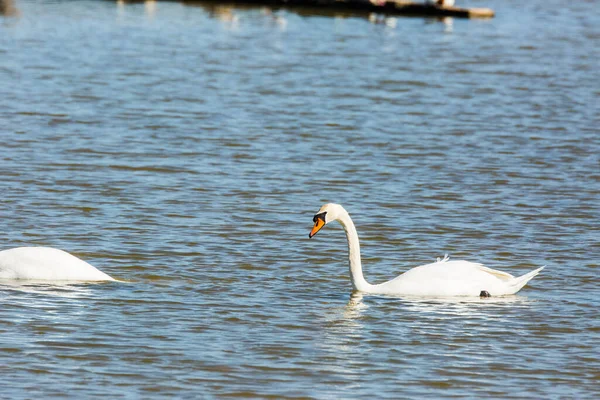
top-left (337, 211), bottom-right (373, 292)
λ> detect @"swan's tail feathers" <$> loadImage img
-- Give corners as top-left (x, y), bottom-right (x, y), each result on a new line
top-left (436, 254), bottom-right (450, 263)
top-left (508, 266), bottom-right (545, 294)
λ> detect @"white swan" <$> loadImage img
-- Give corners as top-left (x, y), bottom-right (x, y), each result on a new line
top-left (0, 247), bottom-right (114, 281)
top-left (309, 203), bottom-right (543, 297)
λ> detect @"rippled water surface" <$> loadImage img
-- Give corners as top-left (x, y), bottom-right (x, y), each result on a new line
top-left (1, 0), bottom-right (599, 398)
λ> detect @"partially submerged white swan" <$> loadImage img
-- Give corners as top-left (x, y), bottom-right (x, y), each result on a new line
top-left (0, 247), bottom-right (114, 281)
top-left (309, 203), bottom-right (543, 297)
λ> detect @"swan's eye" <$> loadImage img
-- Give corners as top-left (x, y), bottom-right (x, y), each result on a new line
top-left (313, 212), bottom-right (327, 223)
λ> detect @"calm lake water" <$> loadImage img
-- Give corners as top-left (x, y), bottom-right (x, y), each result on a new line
top-left (1, 0), bottom-right (599, 398)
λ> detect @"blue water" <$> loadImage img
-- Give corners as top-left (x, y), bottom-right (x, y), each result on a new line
top-left (1, 0), bottom-right (598, 398)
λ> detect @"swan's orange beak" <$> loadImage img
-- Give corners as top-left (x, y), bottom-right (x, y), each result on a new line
top-left (309, 218), bottom-right (325, 238)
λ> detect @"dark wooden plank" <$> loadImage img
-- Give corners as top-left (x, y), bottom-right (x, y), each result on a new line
top-left (181, 0), bottom-right (495, 19)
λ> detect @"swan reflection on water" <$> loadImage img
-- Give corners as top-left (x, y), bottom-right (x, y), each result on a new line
top-left (345, 290), bottom-right (533, 314)
top-left (323, 290), bottom-right (535, 343)
top-left (327, 273), bottom-right (537, 331)
top-left (317, 291), bottom-right (531, 381)
top-left (0, 280), bottom-right (97, 299)
top-left (116, 0), bottom-right (158, 20)
top-left (344, 291), bottom-right (369, 320)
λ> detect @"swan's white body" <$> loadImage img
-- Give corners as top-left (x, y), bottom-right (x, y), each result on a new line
top-left (309, 203), bottom-right (543, 297)
top-left (0, 247), bottom-right (114, 281)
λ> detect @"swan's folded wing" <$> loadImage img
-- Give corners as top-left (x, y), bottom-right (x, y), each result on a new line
top-left (476, 265), bottom-right (515, 281)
